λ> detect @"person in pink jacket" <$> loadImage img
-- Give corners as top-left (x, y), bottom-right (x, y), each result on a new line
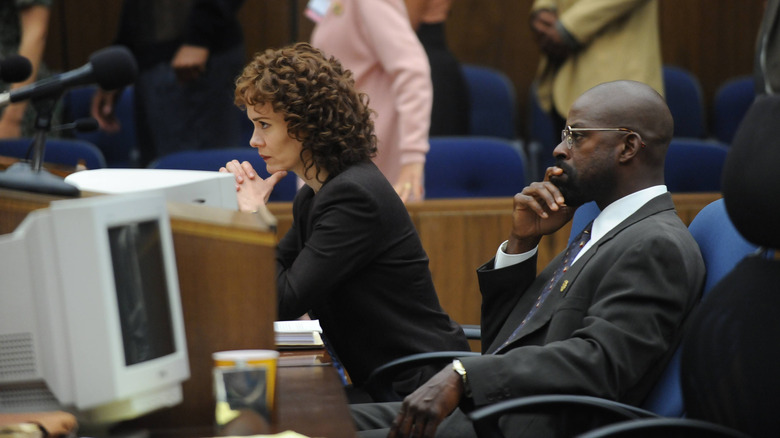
top-left (309, 0), bottom-right (432, 202)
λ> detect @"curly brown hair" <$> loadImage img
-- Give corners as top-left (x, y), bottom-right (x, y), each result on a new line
top-left (234, 42), bottom-right (377, 182)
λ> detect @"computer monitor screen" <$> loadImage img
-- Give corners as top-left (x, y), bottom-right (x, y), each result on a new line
top-left (0, 192), bottom-right (189, 428)
top-left (110, 220), bottom-right (176, 366)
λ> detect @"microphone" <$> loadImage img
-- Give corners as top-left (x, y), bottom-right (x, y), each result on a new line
top-left (51, 117), bottom-right (100, 132)
top-left (0, 46), bottom-right (137, 109)
top-left (0, 55), bottom-right (32, 83)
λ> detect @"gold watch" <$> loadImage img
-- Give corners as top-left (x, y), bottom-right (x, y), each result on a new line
top-left (452, 359), bottom-right (472, 398)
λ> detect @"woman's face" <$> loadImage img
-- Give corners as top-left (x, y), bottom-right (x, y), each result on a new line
top-left (247, 103), bottom-right (305, 177)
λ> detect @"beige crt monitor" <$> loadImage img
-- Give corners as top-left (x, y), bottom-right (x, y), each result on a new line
top-left (0, 192), bottom-right (189, 426)
top-left (64, 168), bottom-right (238, 210)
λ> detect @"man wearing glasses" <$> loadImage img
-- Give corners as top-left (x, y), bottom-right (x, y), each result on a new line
top-left (353, 80), bottom-right (705, 438)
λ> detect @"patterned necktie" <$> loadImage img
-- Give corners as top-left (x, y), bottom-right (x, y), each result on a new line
top-left (497, 221), bottom-right (594, 350)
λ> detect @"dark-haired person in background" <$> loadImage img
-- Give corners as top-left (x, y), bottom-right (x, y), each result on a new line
top-left (220, 42), bottom-right (469, 401)
top-left (91, 0), bottom-right (246, 167)
top-left (404, 0), bottom-right (470, 137)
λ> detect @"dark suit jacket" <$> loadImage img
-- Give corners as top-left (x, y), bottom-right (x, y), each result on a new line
top-left (459, 193), bottom-right (704, 419)
top-left (276, 161), bottom-right (469, 389)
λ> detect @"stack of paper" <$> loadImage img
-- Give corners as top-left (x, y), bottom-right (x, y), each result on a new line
top-left (274, 319), bottom-right (324, 348)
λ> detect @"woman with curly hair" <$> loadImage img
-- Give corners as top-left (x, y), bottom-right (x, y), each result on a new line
top-left (220, 42), bottom-right (469, 401)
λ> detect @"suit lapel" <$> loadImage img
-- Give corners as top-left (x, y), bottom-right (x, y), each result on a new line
top-left (491, 193), bottom-right (676, 354)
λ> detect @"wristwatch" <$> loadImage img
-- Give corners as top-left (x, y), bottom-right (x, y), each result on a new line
top-left (452, 359), bottom-right (472, 398)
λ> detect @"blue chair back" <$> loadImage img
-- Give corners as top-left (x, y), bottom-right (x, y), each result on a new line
top-left (712, 76), bottom-right (755, 145)
top-left (461, 64), bottom-right (517, 139)
top-left (425, 137), bottom-right (525, 198)
top-left (663, 65), bottom-right (706, 138)
top-left (664, 139), bottom-right (729, 192)
top-left (0, 137), bottom-right (106, 169)
top-left (688, 198), bottom-right (759, 293)
top-left (641, 199), bottom-right (758, 417)
top-left (567, 198), bottom-right (758, 417)
top-left (149, 148), bottom-right (298, 202)
top-left (63, 85), bottom-right (138, 168)
top-left (527, 82), bottom-right (559, 182)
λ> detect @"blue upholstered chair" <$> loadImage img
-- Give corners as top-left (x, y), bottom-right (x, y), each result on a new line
top-left (424, 137), bottom-right (525, 199)
top-left (663, 65), bottom-right (706, 139)
top-left (664, 139), bottom-right (729, 192)
top-left (0, 137), bottom-right (106, 170)
top-left (712, 76), bottom-right (755, 145)
top-left (566, 198), bottom-right (756, 420)
top-left (461, 64), bottom-right (517, 140)
top-left (526, 82), bottom-right (559, 182)
top-left (148, 148), bottom-right (298, 202)
top-left (676, 94), bottom-right (780, 438)
top-left (63, 85), bottom-right (138, 168)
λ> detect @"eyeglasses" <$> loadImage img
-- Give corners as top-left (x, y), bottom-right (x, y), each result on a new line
top-left (561, 126), bottom-right (645, 149)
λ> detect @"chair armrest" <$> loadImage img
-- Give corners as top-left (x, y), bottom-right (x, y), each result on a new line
top-left (467, 394), bottom-right (658, 438)
top-left (364, 351), bottom-right (480, 402)
top-left (461, 324), bottom-right (481, 340)
top-left (576, 417), bottom-right (752, 438)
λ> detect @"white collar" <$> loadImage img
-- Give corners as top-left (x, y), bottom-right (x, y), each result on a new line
top-left (574, 185), bottom-right (668, 263)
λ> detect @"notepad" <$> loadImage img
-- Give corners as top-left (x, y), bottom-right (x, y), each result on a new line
top-left (274, 320), bottom-right (324, 348)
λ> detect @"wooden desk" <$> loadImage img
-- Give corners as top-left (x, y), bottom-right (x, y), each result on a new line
top-left (272, 365), bottom-right (357, 437)
top-left (131, 349), bottom-right (356, 438)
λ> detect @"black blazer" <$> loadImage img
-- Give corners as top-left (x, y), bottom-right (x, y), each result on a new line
top-left (276, 161), bottom-right (469, 388)
top-left (461, 193), bottom-right (705, 410)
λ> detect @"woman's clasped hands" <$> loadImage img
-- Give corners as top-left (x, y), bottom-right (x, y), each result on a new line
top-left (220, 159), bottom-right (288, 211)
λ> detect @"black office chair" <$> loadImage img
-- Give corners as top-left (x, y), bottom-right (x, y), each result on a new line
top-left (576, 418), bottom-right (751, 438)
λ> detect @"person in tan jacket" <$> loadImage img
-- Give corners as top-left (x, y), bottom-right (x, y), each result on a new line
top-left (530, 0), bottom-right (664, 129)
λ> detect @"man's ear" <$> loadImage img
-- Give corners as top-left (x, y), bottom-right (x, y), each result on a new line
top-left (617, 133), bottom-right (643, 163)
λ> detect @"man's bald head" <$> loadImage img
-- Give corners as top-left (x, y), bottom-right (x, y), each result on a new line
top-left (572, 80), bottom-right (673, 165)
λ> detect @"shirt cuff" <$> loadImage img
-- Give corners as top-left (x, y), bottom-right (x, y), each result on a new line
top-left (494, 240), bottom-right (538, 269)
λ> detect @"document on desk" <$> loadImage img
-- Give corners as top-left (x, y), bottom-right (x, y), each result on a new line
top-left (274, 319), bottom-right (324, 349)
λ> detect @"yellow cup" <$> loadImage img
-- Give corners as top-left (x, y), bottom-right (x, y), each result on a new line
top-left (212, 349), bottom-right (279, 426)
